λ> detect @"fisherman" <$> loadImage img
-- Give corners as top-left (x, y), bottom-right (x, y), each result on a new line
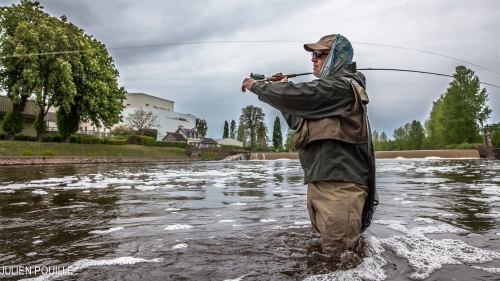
top-left (241, 34), bottom-right (377, 258)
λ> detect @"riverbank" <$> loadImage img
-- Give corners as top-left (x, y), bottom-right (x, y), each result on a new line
top-left (0, 156), bottom-right (200, 166)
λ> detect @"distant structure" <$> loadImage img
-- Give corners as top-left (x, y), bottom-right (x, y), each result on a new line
top-left (163, 125), bottom-right (218, 148)
top-left (217, 138), bottom-right (243, 147)
top-left (120, 93), bottom-right (197, 141)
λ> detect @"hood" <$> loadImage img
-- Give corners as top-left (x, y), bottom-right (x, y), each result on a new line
top-left (317, 34), bottom-right (354, 78)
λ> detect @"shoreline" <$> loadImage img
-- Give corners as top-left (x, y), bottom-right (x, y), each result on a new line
top-left (0, 156), bottom-right (202, 166)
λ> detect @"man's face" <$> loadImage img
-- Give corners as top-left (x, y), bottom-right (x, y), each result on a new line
top-left (311, 49), bottom-right (330, 76)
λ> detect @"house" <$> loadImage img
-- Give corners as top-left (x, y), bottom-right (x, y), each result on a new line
top-left (0, 95), bottom-right (56, 136)
top-left (217, 138), bottom-right (243, 147)
top-left (162, 132), bottom-right (187, 142)
top-left (163, 125), bottom-right (219, 148)
top-left (201, 138), bottom-right (219, 148)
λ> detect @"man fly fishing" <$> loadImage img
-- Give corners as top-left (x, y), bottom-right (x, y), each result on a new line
top-left (241, 34), bottom-right (378, 258)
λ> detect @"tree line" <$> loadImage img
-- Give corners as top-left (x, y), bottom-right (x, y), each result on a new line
top-left (209, 105), bottom-right (284, 151)
top-left (0, 1), bottom-right (125, 142)
top-left (372, 65), bottom-right (495, 151)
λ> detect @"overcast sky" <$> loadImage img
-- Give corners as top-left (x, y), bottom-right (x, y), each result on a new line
top-left (2, 0), bottom-right (499, 140)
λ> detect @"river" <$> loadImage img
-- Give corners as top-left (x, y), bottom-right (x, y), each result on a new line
top-left (0, 159), bottom-right (499, 281)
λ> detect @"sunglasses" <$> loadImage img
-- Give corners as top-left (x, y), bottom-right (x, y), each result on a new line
top-left (312, 51), bottom-right (330, 59)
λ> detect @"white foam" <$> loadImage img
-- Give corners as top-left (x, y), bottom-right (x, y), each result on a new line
top-left (114, 186), bottom-right (132, 189)
top-left (32, 189), bottom-right (48, 195)
top-left (172, 243), bottom-right (188, 249)
top-left (10, 202), bottom-right (28, 206)
top-left (165, 208), bottom-right (181, 211)
top-left (272, 190), bottom-right (288, 193)
top-left (283, 205), bottom-right (293, 208)
top-left (230, 202), bottom-right (247, 206)
top-left (219, 220), bottom-right (236, 223)
top-left (223, 274), bottom-right (248, 281)
top-left (239, 196), bottom-right (259, 199)
top-left (469, 196), bottom-right (500, 202)
top-left (436, 213), bottom-right (457, 218)
top-left (260, 219), bottom-right (276, 222)
top-left (165, 224), bottom-right (193, 230)
top-left (0, 190), bottom-right (15, 193)
top-left (470, 266), bottom-right (500, 274)
top-left (474, 213), bottom-right (500, 218)
top-left (33, 240), bottom-right (43, 244)
top-left (26, 252), bottom-right (37, 257)
top-left (414, 218), bottom-right (435, 224)
top-left (89, 227), bottom-right (124, 234)
top-left (294, 221), bottom-right (310, 225)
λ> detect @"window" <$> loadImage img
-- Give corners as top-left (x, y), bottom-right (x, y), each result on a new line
top-left (126, 103), bottom-right (130, 106)
top-left (146, 104), bottom-right (149, 106)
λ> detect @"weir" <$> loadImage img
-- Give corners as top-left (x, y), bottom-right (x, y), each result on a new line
top-left (249, 149), bottom-right (481, 160)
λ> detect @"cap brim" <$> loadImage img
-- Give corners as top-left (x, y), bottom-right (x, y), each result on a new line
top-left (304, 42), bottom-right (331, 52)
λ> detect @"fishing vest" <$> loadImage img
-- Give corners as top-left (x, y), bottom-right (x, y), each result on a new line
top-left (306, 77), bottom-right (369, 145)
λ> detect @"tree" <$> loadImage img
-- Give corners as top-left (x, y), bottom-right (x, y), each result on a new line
top-left (440, 66), bottom-right (492, 144)
top-left (57, 26), bottom-right (126, 142)
top-left (256, 121), bottom-right (269, 148)
top-left (272, 117), bottom-right (283, 149)
top-left (125, 107), bottom-right (160, 131)
top-left (195, 118), bottom-right (208, 137)
top-left (110, 124), bottom-right (135, 137)
top-left (423, 97), bottom-right (445, 149)
top-left (223, 120), bottom-right (229, 138)
top-left (236, 123), bottom-right (247, 146)
top-left (284, 129), bottom-right (295, 151)
top-left (372, 130), bottom-right (380, 151)
top-left (379, 132), bottom-right (389, 151)
top-left (239, 105), bottom-right (265, 150)
top-left (229, 120), bottom-right (236, 139)
top-left (408, 120), bottom-right (425, 150)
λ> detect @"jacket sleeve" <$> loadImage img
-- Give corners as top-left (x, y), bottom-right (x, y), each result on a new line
top-left (252, 77), bottom-right (355, 119)
top-left (281, 112), bottom-right (301, 130)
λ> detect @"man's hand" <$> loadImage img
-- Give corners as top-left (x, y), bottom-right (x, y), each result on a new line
top-left (272, 73), bottom-right (288, 82)
top-left (241, 78), bottom-right (256, 92)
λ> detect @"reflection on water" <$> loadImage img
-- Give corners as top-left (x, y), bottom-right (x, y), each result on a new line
top-left (0, 159), bottom-right (499, 280)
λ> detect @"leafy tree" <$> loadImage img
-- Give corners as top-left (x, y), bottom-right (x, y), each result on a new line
top-left (393, 124), bottom-right (410, 150)
top-left (440, 66), bottom-right (492, 144)
top-left (125, 107), bottom-right (160, 131)
top-left (229, 120), bottom-right (236, 139)
top-left (195, 118), bottom-right (208, 137)
top-left (272, 117), bottom-right (283, 149)
top-left (57, 26), bottom-right (126, 142)
top-left (239, 105), bottom-right (265, 150)
top-left (372, 130), bottom-right (380, 150)
top-left (56, 106), bottom-right (79, 143)
top-left (423, 97), bottom-right (445, 149)
top-left (236, 123), bottom-right (247, 146)
top-left (256, 121), bottom-right (269, 148)
top-left (408, 120), bottom-right (425, 150)
top-left (379, 132), bottom-right (389, 151)
top-left (223, 120), bottom-right (229, 138)
top-left (284, 129), bottom-right (295, 151)
top-left (110, 124), bottom-right (135, 137)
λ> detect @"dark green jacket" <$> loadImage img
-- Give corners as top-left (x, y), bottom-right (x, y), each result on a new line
top-left (252, 64), bottom-right (369, 186)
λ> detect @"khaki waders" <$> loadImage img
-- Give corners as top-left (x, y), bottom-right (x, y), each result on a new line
top-left (307, 181), bottom-right (368, 256)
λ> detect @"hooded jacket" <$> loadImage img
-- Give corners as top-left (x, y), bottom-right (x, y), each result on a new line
top-left (251, 63), bottom-right (369, 186)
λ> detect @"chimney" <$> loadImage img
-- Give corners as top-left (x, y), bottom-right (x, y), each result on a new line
top-left (192, 127), bottom-right (197, 132)
top-left (178, 125), bottom-right (184, 129)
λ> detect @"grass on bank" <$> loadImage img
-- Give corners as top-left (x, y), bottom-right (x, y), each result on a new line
top-left (0, 140), bottom-right (188, 158)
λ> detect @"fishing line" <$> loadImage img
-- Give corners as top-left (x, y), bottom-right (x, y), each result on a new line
top-left (1, 40), bottom-right (498, 77)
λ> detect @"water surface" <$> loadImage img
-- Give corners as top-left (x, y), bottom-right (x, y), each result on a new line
top-left (0, 159), bottom-right (499, 280)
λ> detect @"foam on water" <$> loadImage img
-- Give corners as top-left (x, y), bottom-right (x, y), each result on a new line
top-left (89, 227), bottom-right (124, 234)
top-left (474, 212), bottom-right (500, 218)
top-left (375, 220), bottom-right (500, 280)
top-left (165, 208), bottom-right (181, 211)
top-left (165, 224), bottom-right (193, 230)
top-left (172, 243), bottom-right (188, 249)
top-left (470, 266), bottom-right (500, 274)
top-left (31, 189), bottom-right (48, 195)
top-left (260, 219), bottom-right (276, 222)
top-left (469, 196), bottom-right (500, 202)
top-left (230, 202), bottom-right (247, 206)
top-left (219, 220), bottom-right (236, 223)
top-left (414, 218), bottom-right (434, 224)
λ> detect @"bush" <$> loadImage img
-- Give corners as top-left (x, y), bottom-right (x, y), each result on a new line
top-left (137, 128), bottom-right (158, 140)
top-left (455, 143), bottom-right (472, 149)
top-left (155, 141), bottom-right (188, 148)
top-left (0, 133), bottom-right (5, 140)
top-left (42, 134), bottom-right (62, 143)
top-left (140, 136), bottom-right (156, 146)
top-left (110, 124), bottom-right (135, 137)
top-left (220, 145), bottom-right (246, 150)
top-left (200, 152), bottom-right (222, 161)
top-left (13, 134), bottom-right (36, 142)
top-left (492, 131), bottom-right (500, 148)
top-left (80, 135), bottom-right (100, 144)
top-left (42, 150), bottom-right (55, 156)
top-left (21, 150), bottom-right (34, 156)
top-left (100, 138), bottom-right (108, 144)
top-left (107, 138), bottom-right (127, 145)
top-left (70, 134), bottom-right (82, 144)
top-left (127, 135), bottom-right (142, 145)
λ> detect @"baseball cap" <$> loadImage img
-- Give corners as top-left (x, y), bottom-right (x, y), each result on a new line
top-left (304, 34), bottom-right (337, 52)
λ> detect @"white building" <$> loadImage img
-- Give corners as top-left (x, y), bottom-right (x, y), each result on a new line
top-left (79, 93), bottom-right (198, 140)
top-left (121, 93), bottom-right (197, 140)
top-left (217, 138), bottom-right (243, 147)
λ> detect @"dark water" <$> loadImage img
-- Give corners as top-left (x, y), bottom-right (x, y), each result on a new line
top-left (0, 159), bottom-right (499, 281)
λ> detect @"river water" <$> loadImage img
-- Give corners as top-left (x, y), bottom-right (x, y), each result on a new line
top-left (0, 159), bottom-right (499, 281)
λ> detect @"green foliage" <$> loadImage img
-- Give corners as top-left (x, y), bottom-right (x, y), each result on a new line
top-left (239, 105), bottom-right (266, 150)
top-left (1, 112), bottom-right (24, 136)
top-left (220, 145), bottom-right (246, 150)
top-left (56, 107), bottom-right (79, 142)
top-left (33, 114), bottom-right (47, 137)
top-left (13, 134), bottom-right (36, 142)
top-left (272, 117), bottom-right (283, 149)
top-left (195, 118), bottom-right (208, 137)
top-left (110, 124), bottom-right (135, 137)
top-left (256, 121), bottom-right (269, 148)
top-left (237, 123), bottom-right (247, 146)
top-left (140, 136), bottom-right (156, 146)
top-left (155, 141), bottom-right (188, 148)
top-left (107, 138), bottom-right (127, 145)
top-left (42, 150), bottom-right (55, 156)
top-left (223, 120), bottom-right (229, 139)
top-left (229, 120), bottom-right (236, 139)
top-left (21, 150), bottom-right (34, 156)
top-left (444, 143), bottom-right (472, 149)
top-left (440, 66), bottom-right (492, 144)
top-left (392, 120), bottom-right (425, 150)
top-left (80, 135), bottom-right (100, 144)
top-left (284, 129), bottom-right (295, 151)
top-left (137, 128), bottom-right (158, 140)
top-left (42, 134), bottom-right (62, 143)
top-left (200, 152), bottom-right (222, 161)
top-left (424, 98), bottom-right (445, 149)
top-left (126, 135), bottom-right (142, 145)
